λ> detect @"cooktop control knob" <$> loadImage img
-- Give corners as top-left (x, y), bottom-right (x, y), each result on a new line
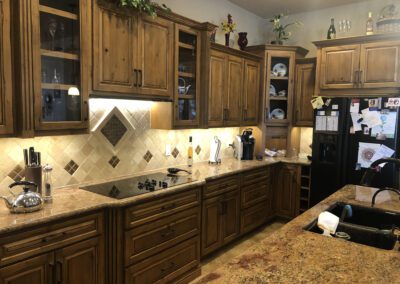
top-left (162, 182), bottom-right (168, 188)
top-left (138, 182), bottom-right (144, 189)
top-left (148, 185), bottom-right (155, 191)
top-left (151, 179), bottom-right (157, 186)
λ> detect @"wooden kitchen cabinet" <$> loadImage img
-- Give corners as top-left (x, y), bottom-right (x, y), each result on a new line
top-left (274, 164), bottom-right (300, 219)
top-left (208, 44), bottom-right (261, 128)
top-left (293, 58), bottom-right (316, 127)
top-left (314, 33), bottom-right (400, 96)
top-left (0, 0), bottom-right (13, 136)
top-left (92, 1), bottom-right (174, 100)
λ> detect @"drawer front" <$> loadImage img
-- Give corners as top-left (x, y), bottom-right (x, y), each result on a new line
top-left (125, 207), bottom-right (200, 265)
top-left (125, 188), bottom-right (200, 229)
top-left (0, 212), bottom-right (103, 266)
top-left (241, 181), bottom-right (269, 209)
top-left (240, 202), bottom-right (268, 235)
top-left (204, 175), bottom-right (240, 199)
top-left (242, 167), bottom-right (270, 186)
top-left (125, 237), bottom-right (199, 284)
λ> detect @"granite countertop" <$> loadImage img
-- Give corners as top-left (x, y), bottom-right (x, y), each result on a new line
top-left (0, 157), bottom-right (309, 234)
top-left (193, 185), bottom-right (400, 283)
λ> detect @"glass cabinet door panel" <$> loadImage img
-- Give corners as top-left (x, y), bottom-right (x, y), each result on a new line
top-left (39, 0), bottom-right (79, 14)
top-left (40, 12), bottom-right (80, 53)
top-left (178, 99), bottom-right (197, 121)
top-left (41, 57), bottom-right (80, 85)
top-left (42, 89), bottom-right (81, 122)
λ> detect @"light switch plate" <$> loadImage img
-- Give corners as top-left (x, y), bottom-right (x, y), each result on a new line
top-left (165, 144), bottom-right (171, 156)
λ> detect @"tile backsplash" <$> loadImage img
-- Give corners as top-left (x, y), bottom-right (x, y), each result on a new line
top-left (0, 99), bottom-right (240, 190)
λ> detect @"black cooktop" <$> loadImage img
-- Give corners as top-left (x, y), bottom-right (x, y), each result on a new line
top-left (80, 172), bottom-right (195, 199)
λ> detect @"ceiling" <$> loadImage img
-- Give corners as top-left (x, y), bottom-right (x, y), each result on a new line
top-left (228, 0), bottom-right (369, 18)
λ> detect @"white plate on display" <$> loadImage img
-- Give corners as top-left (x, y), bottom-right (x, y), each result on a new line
top-left (272, 63), bottom-right (287, 77)
top-left (270, 84), bottom-right (277, 96)
top-left (270, 108), bottom-right (285, 119)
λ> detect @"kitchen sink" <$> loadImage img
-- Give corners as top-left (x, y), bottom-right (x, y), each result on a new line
top-left (304, 202), bottom-right (400, 250)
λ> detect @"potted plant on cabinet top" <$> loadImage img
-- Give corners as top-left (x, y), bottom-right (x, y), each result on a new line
top-left (221, 14), bottom-right (237, 47)
top-left (116, 0), bottom-right (170, 17)
top-left (269, 14), bottom-right (301, 45)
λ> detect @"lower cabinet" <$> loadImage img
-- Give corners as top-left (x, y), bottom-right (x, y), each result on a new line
top-left (0, 212), bottom-right (104, 284)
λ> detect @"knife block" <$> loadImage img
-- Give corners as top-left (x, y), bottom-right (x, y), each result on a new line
top-left (25, 166), bottom-right (42, 194)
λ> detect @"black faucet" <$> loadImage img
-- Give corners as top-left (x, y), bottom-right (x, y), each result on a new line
top-left (360, 158), bottom-right (400, 187)
top-left (371, 187), bottom-right (400, 207)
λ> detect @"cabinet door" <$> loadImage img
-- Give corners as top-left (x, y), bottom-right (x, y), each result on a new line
top-left (319, 45), bottom-right (360, 89)
top-left (0, 0), bottom-right (13, 135)
top-left (276, 165), bottom-right (300, 219)
top-left (221, 189), bottom-right (241, 245)
top-left (56, 237), bottom-right (104, 284)
top-left (93, 4), bottom-right (138, 94)
top-left (208, 50), bottom-right (226, 127)
top-left (224, 55), bottom-right (243, 126)
top-left (294, 62), bottom-right (315, 127)
top-left (359, 41), bottom-right (400, 88)
top-left (201, 196), bottom-right (222, 256)
top-left (242, 59), bottom-right (260, 125)
top-left (0, 253), bottom-right (53, 284)
top-left (137, 15), bottom-right (174, 98)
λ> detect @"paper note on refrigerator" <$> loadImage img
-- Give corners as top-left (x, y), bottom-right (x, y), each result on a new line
top-left (371, 111), bottom-right (397, 138)
top-left (350, 99), bottom-right (360, 113)
top-left (326, 116), bottom-right (338, 131)
top-left (315, 116), bottom-right (327, 131)
top-left (371, 144), bottom-right (395, 167)
top-left (361, 108), bottom-right (382, 128)
top-left (350, 113), bottom-right (363, 132)
top-left (357, 142), bottom-right (381, 168)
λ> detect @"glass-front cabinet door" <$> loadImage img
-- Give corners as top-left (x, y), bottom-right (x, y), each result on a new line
top-left (174, 25), bottom-right (201, 128)
top-left (33, 0), bottom-right (89, 131)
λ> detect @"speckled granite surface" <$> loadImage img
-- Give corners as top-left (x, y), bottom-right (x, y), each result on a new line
top-left (193, 185), bottom-right (400, 284)
top-left (0, 157), bottom-right (308, 234)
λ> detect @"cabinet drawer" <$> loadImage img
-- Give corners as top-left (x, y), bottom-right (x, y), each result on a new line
top-left (242, 167), bottom-right (270, 186)
top-left (204, 175), bottom-right (240, 199)
top-left (124, 188), bottom-right (200, 229)
top-left (125, 207), bottom-right (200, 265)
top-left (0, 212), bottom-right (103, 266)
top-left (125, 237), bottom-right (199, 284)
top-left (240, 202), bottom-right (268, 235)
top-left (241, 182), bottom-right (269, 209)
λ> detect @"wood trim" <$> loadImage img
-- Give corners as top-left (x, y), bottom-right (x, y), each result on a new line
top-left (247, 44), bottom-right (309, 57)
top-left (313, 32), bottom-right (400, 47)
top-left (41, 49), bottom-right (80, 61)
top-left (39, 5), bottom-right (78, 20)
top-left (211, 42), bottom-right (262, 61)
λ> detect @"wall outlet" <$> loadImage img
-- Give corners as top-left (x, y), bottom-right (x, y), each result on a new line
top-left (165, 144), bottom-right (171, 156)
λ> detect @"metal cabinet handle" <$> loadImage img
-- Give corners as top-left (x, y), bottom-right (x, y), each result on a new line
top-left (133, 69), bottom-right (138, 87)
top-left (226, 109), bottom-right (229, 121)
top-left (353, 70), bottom-right (359, 87)
top-left (264, 107), bottom-right (269, 123)
top-left (56, 261), bottom-right (63, 284)
top-left (138, 70), bottom-right (143, 87)
top-left (223, 109), bottom-right (227, 121)
top-left (359, 70), bottom-right (363, 87)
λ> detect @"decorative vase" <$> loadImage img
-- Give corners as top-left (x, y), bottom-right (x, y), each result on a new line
top-left (238, 32), bottom-right (248, 50)
top-left (271, 39), bottom-right (283, 45)
top-left (225, 33), bottom-right (230, 47)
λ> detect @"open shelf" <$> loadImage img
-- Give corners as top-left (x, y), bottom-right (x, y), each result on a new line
top-left (42, 83), bottom-right (78, 91)
top-left (178, 94), bottom-right (196, 100)
top-left (179, 71), bottom-right (195, 78)
top-left (270, 76), bottom-right (289, 80)
top-left (179, 42), bottom-right (195, 50)
top-left (41, 49), bottom-right (79, 61)
top-left (270, 97), bottom-right (287, 101)
top-left (39, 5), bottom-right (78, 20)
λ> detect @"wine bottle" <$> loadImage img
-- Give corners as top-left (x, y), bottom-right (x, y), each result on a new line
top-left (327, 18), bottom-right (336, 39)
top-left (366, 12), bottom-right (374, 35)
top-left (187, 136), bottom-right (193, 167)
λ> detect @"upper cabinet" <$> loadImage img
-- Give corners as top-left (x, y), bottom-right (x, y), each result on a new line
top-left (0, 0), bottom-right (13, 135)
top-left (293, 58), bottom-right (316, 127)
top-left (207, 44), bottom-right (261, 128)
top-left (13, 0), bottom-right (90, 136)
top-left (92, 1), bottom-right (174, 100)
top-left (314, 33), bottom-right (400, 96)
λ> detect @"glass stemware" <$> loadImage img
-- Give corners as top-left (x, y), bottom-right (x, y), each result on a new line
top-left (48, 18), bottom-right (57, 50)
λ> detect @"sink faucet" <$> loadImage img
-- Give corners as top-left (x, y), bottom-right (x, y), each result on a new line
top-left (371, 187), bottom-right (400, 207)
top-left (360, 158), bottom-right (400, 187)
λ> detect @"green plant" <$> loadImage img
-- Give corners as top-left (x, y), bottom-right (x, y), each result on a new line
top-left (269, 14), bottom-right (301, 43)
top-left (118, 0), bottom-right (170, 17)
top-left (221, 14), bottom-right (236, 34)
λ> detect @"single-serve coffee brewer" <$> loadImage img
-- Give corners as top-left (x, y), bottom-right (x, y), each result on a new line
top-left (241, 128), bottom-right (255, 160)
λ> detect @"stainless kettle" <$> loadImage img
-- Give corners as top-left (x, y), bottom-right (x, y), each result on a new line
top-left (1, 181), bottom-right (44, 213)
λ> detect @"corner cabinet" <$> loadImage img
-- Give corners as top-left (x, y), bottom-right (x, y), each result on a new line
top-left (13, 0), bottom-right (90, 136)
top-left (92, 1), bottom-right (174, 100)
top-left (207, 44), bottom-right (261, 127)
top-left (314, 33), bottom-right (400, 96)
top-left (0, 0), bottom-right (13, 135)
top-left (293, 58), bottom-right (316, 127)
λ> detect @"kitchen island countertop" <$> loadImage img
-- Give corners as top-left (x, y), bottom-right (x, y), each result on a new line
top-left (193, 184), bottom-right (400, 283)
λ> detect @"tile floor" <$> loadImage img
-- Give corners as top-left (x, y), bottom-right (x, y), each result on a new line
top-left (199, 221), bottom-right (286, 277)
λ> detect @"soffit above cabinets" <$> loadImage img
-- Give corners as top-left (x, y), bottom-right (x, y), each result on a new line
top-left (228, 0), bottom-right (368, 18)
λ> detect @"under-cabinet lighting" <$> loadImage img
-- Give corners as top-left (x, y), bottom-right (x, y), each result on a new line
top-left (68, 87), bottom-right (80, 96)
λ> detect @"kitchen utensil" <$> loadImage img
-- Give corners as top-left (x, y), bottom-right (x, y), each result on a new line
top-left (272, 63), bottom-right (287, 77)
top-left (209, 136), bottom-right (221, 164)
top-left (25, 166), bottom-right (43, 194)
top-left (0, 181), bottom-right (44, 213)
top-left (43, 164), bottom-right (53, 203)
top-left (241, 128), bottom-right (255, 160)
top-left (29, 147), bottom-right (35, 165)
top-left (233, 135), bottom-right (243, 160)
top-left (23, 149), bottom-right (29, 166)
top-left (167, 168), bottom-right (192, 175)
top-left (270, 108), bottom-right (285, 119)
top-left (269, 84), bottom-right (277, 96)
top-left (178, 78), bottom-right (191, 95)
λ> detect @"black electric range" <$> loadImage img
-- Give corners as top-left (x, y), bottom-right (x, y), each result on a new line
top-left (80, 172), bottom-right (195, 199)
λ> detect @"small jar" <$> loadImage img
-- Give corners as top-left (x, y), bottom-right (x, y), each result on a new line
top-left (43, 164), bottom-right (53, 203)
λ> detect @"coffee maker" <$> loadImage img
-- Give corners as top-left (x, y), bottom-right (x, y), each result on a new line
top-left (241, 129), bottom-right (255, 160)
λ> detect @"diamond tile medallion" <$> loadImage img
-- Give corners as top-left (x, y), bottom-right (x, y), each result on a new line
top-left (64, 160), bottom-right (79, 175)
top-left (195, 145), bottom-right (201, 155)
top-left (100, 114), bottom-right (127, 147)
top-left (108, 156), bottom-right (120, 168)
top-left (172, 147), bottom-right (180, 158)
top-left (143, 151), bottom-right (153, 163)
